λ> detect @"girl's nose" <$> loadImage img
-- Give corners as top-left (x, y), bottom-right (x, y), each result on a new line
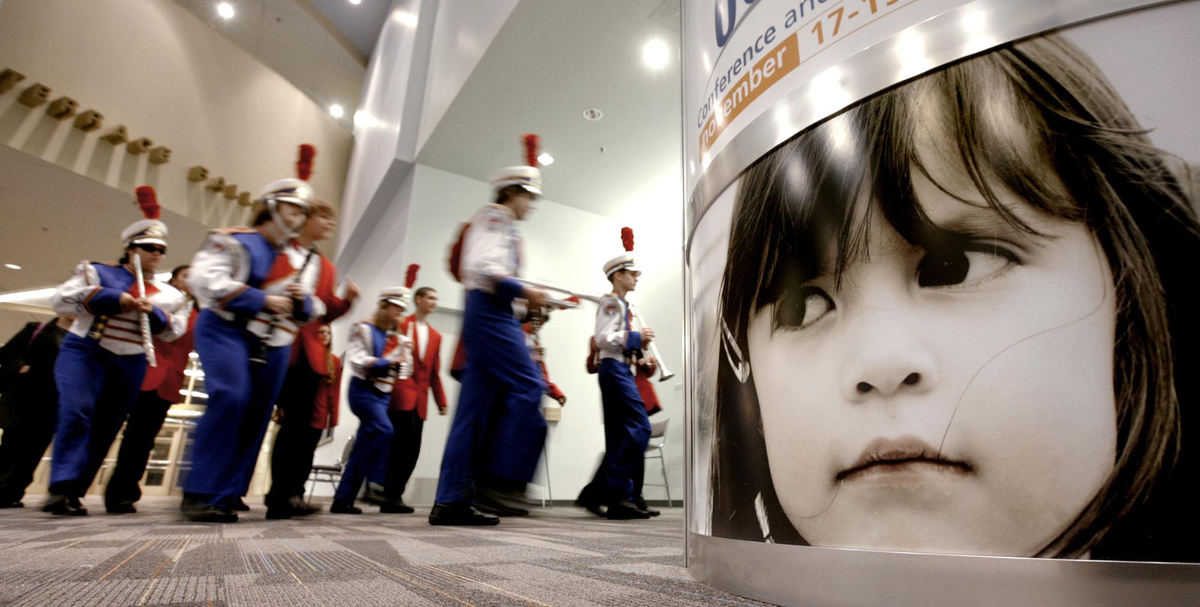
top-left (839, 311), bottom-right (939, 402)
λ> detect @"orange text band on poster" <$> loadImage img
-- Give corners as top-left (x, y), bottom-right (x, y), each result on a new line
top-left (684, 0), bottom-right (969, 195)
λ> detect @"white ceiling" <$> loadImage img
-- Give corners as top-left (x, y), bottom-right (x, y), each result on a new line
top-left (173, 0), bottom-right (369, 130)
top-left (417, 0), bottom-right (682, 216)
top-left (169, 0), bottom-right (682, 217)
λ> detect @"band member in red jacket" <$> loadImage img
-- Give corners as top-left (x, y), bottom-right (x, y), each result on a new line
top-left (378, 281), bottom-right (448, 513)
top-left (265, 199), bottom-right (358, 519)
top-left (104, 265), bottom-right (198, 514)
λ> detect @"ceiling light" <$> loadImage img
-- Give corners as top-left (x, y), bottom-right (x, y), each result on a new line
top-left (348, 0), bottom-right (362, 4)
top-left (216, 2), bottom-right (235, 20)
top-left (582, 107), bottom-right (603, 121)
top-left (537, 153), bottom-right (554, 166)
top-left (353, 111), bottom-right (376, 128)
top-left (329, 103), bottom-right (345, 119)
top-left (3, 263), bottom-right (20, 270)
top-left (642, 39), bottom-right (669, 70)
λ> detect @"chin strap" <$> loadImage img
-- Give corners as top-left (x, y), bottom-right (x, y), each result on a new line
top-left (266, 198), bottom-right (300, 241)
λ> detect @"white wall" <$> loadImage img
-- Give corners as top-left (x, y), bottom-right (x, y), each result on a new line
top-left (0, 0), bottom-right (352, 228)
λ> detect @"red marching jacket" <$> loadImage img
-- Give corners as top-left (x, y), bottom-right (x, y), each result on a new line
top-left (140, 306), bottom-right (199, 401)
top-left (311, 354), bottom-right (341, 429)
top-left (289, 253), bottom-right (354, 372)
top-left (389, 315), bottom-right (447, 420)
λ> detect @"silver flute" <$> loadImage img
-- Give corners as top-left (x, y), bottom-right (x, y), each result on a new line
top-left (132, 254), bottom-right (157, 367)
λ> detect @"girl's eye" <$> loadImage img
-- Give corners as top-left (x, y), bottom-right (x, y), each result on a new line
top-left (773, 286), bottom-right (835, 330)
top-left (917, 246), bottom-right (1015, 288)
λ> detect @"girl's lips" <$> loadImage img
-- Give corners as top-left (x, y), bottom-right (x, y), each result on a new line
top-left (836, 436), bottom-right (973, 481)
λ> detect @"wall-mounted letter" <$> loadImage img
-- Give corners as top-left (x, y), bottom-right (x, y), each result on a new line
top-left (73, 109), bottom-right (103, 132)
top-left (0, 68), bottom-right (26, 94)
top-left (18, 83), bottom-right (51, 107)
top-left (100, 125), bottom-right (128, 144)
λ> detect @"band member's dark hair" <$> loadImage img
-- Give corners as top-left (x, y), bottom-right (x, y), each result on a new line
top-left (414, 286), bottom-right (436, 298)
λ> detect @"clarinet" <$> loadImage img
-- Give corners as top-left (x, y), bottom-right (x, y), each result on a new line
top-left (250, 243), bottom-right (318, 364)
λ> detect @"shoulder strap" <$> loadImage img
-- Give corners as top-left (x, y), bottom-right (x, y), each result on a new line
top-left (27, 321), bottom-right (50, 347)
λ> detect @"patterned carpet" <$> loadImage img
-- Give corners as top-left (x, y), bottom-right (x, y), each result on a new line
top-left (0, 497), bottom-right (771, 607)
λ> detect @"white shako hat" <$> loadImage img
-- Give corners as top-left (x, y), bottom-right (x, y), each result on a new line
top-left (378, 286), bottom-right (411, 310)
top-left (122, 186), bottom-right (169, 249)
top-left (603, 227), bottom-right (639, 278)
top-left (489, 134), bottom-right (543, 196)
top-left (256, 177), bottom-right (314, 211)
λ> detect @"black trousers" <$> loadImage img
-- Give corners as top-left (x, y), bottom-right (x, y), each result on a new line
top-left (0, 401), bottom-right (57, 503)
top-left (384, 408), bottom-right (423, 501)
top-left (266, 361), bottom-right (325, 506)
top-left (105, 390), bottom-right (172, 505)
top-left (266, 418), bottom-right (323, 505)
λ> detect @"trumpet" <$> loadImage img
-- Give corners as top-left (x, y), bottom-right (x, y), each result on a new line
top-left (132, 254), bottom-right (157, 367)
top-left (515, 277), bottom-right (587, 309)
top-left (516, 278), bottom-right (675, 382)
top-left (628, 302), bottom-right (675, 382)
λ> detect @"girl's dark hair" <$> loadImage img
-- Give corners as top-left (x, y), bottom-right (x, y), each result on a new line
top-left (712, 34), bottom-right (1200, 560)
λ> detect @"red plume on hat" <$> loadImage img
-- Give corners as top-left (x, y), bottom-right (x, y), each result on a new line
top-left (135, 186), bottom-right (160, 219)
top-left (523, 134), bottom-right (539, 167)
top-left (621, 227), bottom-right (634, 252)
top-left (405, 264), bottom-right (420, 289)
top-left (296, 144), bottom-right (316, 180)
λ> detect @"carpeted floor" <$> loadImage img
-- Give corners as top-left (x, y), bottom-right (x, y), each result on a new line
top-left (0, 496), bottom-right (771, 606)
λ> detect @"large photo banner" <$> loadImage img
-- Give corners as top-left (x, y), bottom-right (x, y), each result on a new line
top-left (685, 0), bottom-right (1200, 562)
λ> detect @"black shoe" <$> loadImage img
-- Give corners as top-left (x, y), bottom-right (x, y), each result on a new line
top-left (475, 488), bottom-right (529, 517)
top-left (288, 496), bottom-right (319, 517)
top-left (105, 501), bottom-right (137, 515)
top-left (379, 499), bottom-right (414, 514)
top-left (575, 496), bottom-right (606, 517)
top-left (428, 503), bottom-right (499, 526)
top-left (43, 494), bottom-right (88, 516)
top-left (363, 484), bottom-right (390, 506)
top-left (232, 498), bottom-right (251, 512)
top-left (606, 500), bottom-right (651, 520)
top-left (330, 501), bottom-right (362, 514)
top-left (181, 496), bottom-right (238, 523)
top-left (632, 497), bottom-right (660, 517)
top-left (0, 500), bottom-right (24, 509)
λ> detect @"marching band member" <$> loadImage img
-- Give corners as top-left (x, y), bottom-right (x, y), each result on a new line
top-left (264, 196), bottom-right (359, 520)
top-left (378, 274), bottom-right (448, 514)
top-left (588, 228), bottom-right (654, 520)
top-left (44, 187), bottom-right (188, 515)
top-left (430, 136), bottom-right (549, 526)
top-left (183, 175), bottom-right (322, 522)
top-left (331, 284), bottom-right (413, 514)
top-left (104, 264), bottom-right (198, 514)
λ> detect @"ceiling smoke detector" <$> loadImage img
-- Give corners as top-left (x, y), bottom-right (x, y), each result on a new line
top-left (582, 107), bottom-right (604, 121)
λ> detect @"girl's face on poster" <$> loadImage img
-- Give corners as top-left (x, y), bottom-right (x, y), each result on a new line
top-left (745, 111), bottom-right (1119, 556)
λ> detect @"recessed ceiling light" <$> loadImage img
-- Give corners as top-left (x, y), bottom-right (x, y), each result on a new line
top-left (348, 0), bottom-right (362, 5)
top-left (4, 263), bottom-right (21, 270)
top-left (537, 153), bottom-right (554, 166)
top-left (582, 107), bottom-right (603, 121)
top-left (329, 103), bottom-right (345, 119)
top-left (643, 39), bottom-right (669, 70)
top-left (216, 2), bottom-right (235, 20)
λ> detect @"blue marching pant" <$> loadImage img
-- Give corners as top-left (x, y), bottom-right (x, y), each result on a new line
top-left (183, 310), bottom-right (291, 508)
top-left (335, 379), bottom-right (393, 502)
top-left (435, 290), bottom-right (546, 505)
top-left (50, 334), bottom-right (148, 497)
top-left (598, 358), bottom-right (652, 504)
